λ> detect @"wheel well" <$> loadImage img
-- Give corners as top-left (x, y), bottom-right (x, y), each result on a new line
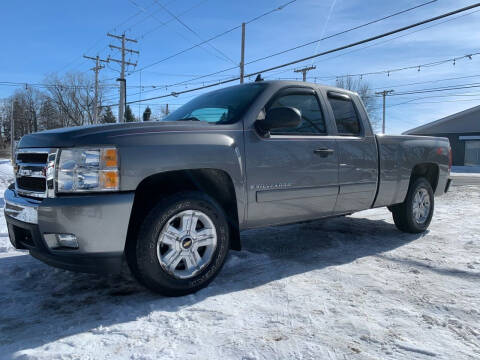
top-left (125, 169), bottom-right (241, 260)
top-left (410, 163), bottom-right (439, 192)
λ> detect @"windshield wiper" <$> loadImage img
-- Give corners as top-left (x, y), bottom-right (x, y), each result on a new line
top-left (180, 117), bottom-right (201, 121)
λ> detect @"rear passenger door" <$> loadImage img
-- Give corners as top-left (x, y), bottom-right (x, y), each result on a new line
top-left (325, 91), bottom-right (378, 213)
top-left (245, 87), bottom-right (339, 227)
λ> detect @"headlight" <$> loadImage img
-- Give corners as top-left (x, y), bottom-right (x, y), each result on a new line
top-left (57, 147), bottom-right (119, 193)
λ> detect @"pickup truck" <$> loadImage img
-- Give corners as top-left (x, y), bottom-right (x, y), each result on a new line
top-left (5, 80), bottom-right (452, 296)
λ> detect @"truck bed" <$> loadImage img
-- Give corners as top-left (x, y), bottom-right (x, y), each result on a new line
top-left (373, 134), bottom-right (451, 208)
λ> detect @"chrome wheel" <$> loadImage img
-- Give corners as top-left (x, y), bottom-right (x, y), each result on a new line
top-left (156, 210), bottom-right (217, 279)
top-left (412, 188), bottom-right (431, 224)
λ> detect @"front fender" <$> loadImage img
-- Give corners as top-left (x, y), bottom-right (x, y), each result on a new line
top-left (112, 130), bottom-right (246, 224)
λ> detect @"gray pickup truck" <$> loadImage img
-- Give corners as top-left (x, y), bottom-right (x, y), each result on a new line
top-left (5, 80), bottom-right (452, 296)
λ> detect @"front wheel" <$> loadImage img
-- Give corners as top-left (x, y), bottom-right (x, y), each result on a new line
top-left (391, 178), bottom-right (434, 233)
top-left (129, 192), bottom-right (230, 296)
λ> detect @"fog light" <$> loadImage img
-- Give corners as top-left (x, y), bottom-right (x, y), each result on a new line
top-left (44, 233), bottom-right (79, 249)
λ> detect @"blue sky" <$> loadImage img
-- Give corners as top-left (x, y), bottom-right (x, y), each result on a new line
top-left (1, 0), bottom-right (480, 133)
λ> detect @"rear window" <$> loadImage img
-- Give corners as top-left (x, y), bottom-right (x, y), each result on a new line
top-left (328, 96), bottom-right (361, 135)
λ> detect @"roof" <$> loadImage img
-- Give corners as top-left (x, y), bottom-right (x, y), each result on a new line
top-left (403, 104), bottom-right (480, 135)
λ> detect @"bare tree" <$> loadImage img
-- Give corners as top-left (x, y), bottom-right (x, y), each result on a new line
top-left (44, 73), bottom-right (98, 127)
top-left (335, 77), bottom-right (380, 132)
top-left (0, 87), bottom-right (43, 143)
top-left (0, 99), bottom-right (9, 148)
top-left (0, 72), bottom-right (109, 155)
top-left (38, 97), bottom-right (62, 130)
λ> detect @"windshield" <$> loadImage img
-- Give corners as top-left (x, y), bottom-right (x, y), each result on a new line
top-left (163, 83), bottom-right (267, 124)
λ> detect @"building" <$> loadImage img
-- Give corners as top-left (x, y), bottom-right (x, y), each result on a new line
top-left (403, 105), bottom-right (480, 167)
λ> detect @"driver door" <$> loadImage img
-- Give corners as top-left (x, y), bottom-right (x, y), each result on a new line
top-left (245, 87), bottom-right (339, 227)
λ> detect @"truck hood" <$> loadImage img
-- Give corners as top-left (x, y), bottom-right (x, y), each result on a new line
top-left (17, 121), bottom-right (218, 148)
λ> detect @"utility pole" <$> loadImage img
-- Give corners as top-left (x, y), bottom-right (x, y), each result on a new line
top-left (375, 89), bottom-right (394, 134)
top-left (139, 70), bottom-right (142, 121)
top-left (107, 33), bottom-right (139, 123)
top-left (294, 65), bottom-right (316, 82)
top-left (83, 55), bottom-right (109, 124)
top-left (240, 22), bottom-right (245, 84)
top-left (10, 100), bottom-right (14, 163)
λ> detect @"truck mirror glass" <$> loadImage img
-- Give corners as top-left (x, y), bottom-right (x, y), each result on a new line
top-left (255, 107), bottom-right (302, 134)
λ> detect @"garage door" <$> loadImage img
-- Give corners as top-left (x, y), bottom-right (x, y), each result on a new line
top-left (465, 140), bottom-right (480, 166)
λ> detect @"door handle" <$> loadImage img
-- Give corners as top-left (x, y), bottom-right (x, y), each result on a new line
top-left (313, 148), bottom-right (335, 157)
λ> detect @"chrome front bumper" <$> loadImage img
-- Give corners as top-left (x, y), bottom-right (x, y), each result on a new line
top-left (4, 186), bottom-right (40, 224)
top-left (4, 187), bottom-right (135, 274)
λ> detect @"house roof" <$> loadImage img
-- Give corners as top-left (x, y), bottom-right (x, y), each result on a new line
top-left (403, 104), bottom-right (480, 135)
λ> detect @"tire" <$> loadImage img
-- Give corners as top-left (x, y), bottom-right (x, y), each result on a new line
top-left (128, 191), bottom-right (230, 296)
top-left (391, 177), bottom-right (434, 233)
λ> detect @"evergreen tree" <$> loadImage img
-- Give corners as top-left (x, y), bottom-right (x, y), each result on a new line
top-left (143, 106), bottom-right (152, 121)
top-left (124, 105), bottom-right (135, 122)
top-left (102, 106), bottom-right (116, 123)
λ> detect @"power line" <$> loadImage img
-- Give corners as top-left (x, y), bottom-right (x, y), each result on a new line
top-left (393, 98), bottom-right (480, 105)
top-left (260, 7), bottom-right (480, 79)
top-left (377, 93), bottom-right (480, 109)
top-left (102, 2), bottom-right (480, 107)
top-left (252, 4), bottom-right (480, 78)
top-left (371, 73), bottom-right (480, 90)
top-left (385, 82), bottom-right (480, 96)
top-left (323, 53), bottom-right (480, 81)
top-left (61, 0), bottom-right (181, 75)
top-left (59, 1), bottom-right (154, 73)
top-left (275, 54), bottom-right (480, 84)
top-left (132, 0), bottom-right (297, 74)
top-left (135, 0), bottom-right (210, 40)
top-left (0, 81), bottom-right (119, 89)
top-left (126, 0), bottom-right (232, 65)
top-left (152, 0), bottom-right (236, 65)
top-left (132, 2), bottom-right (469, 98)
top-left (245, 0), bottom-right (438, 66)
top-left (124, 0), bottom-right (180, 33)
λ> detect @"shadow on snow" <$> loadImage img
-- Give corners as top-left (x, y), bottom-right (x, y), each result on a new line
top-left (1, 214), bottom-right (426, 357)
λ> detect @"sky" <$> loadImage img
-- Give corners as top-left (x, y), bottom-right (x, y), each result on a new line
top-left (1, 0), bottom-right (480, 134)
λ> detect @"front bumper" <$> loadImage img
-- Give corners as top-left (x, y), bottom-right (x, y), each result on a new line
top-left (5, 187), bottom-right (134, 274)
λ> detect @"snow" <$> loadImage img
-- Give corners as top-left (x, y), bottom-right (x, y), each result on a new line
top-left (1, 160), bottom-right (479, 360)
top-left (452, 166), bottom-right (480, 175)
top-left (452, 173), bottom-right (480, 178)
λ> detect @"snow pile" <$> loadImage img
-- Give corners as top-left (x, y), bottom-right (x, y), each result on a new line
top-left (0, 160), bottom-right (479, 359)
top-left (0, 159), bottom-right (14, 254)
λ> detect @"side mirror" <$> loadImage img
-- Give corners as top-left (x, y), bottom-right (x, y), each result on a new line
top-left (255, 107), bottom-right (301, 134)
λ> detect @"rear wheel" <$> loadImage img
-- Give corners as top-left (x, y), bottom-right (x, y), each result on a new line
top-left (129, 192), bottom-right (230, 296)
top-left (391, 177), bottom-right (434, 233)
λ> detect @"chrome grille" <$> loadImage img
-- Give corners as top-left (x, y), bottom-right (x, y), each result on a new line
top-left (15, 148), bottom-right (56, 198)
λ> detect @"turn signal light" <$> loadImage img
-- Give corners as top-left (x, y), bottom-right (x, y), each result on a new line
top-left (100, 170), bottom-right (119, 190)
top-left (102, 148), bottom-right (118, 168)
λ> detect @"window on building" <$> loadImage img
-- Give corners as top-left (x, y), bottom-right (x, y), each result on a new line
top-left (465, 140), bottom-right (480, 166)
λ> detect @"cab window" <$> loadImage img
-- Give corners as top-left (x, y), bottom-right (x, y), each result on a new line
top-left (268, 93), bottom-right (326, 135)
top-left (328, 95), bottom-right (362, 135)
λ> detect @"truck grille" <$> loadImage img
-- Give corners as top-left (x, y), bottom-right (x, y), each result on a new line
top-left (15, 149), bottom-right (55, 198)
